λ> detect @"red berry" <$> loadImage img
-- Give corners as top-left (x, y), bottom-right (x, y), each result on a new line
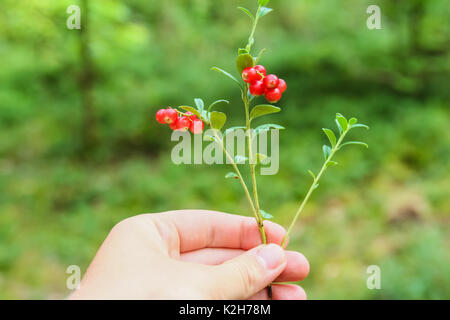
top-left (242, 67), bottom-right (259, 83)
top-left (169, 118), bottom-right (179, 130)
top-left (277, 79), bottom-right (287, 93)
top-left (265, 88), bottom-right (282, 103)
top-left (163, 108), bottom-right (178, 124)
top-left (156, 109), bottom-right (166, 124)
top-left (190, 119), bottom-right (204, 134)
top-left (249, 80), bottom-right (266, 96)
top-left (263, 74), bottom-right (279, 89)
top-left (176, 116), bottom-right (191, 131)
top-left (254, 65), bottom-right (267, 80)
top-left (185, 112), bottom-right (198, 121)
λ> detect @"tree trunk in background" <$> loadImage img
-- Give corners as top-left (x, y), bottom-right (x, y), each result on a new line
top-left (79, 0), bottom-right (97, 155)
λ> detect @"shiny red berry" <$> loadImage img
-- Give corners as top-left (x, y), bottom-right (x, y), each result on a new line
top-left (249, 80), bottom-right (266, 96)
top-left (242, 67), bottom-right (259, 83)
top-left (176, 116), bottom-right (191, 131)
top-left (254, 65), bottom-right (267, 80)
top-left (277, 79), bottom-right (287, 93)
top-left (190, 119), bottom-right (204, 134)
top-left (263, 74), bottom-right (279, 89)
top-left (265, 88), bottom-right (282, 103)
top-left (156, 109), bottom-right (166, 124)
top-left (169, 118), bottom-right (179, 130)
top-left (163, 108), bottom-right (178, 124)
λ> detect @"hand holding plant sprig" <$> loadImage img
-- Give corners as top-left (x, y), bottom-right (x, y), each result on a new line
top-left (155, 0), bottom-right (369, 248)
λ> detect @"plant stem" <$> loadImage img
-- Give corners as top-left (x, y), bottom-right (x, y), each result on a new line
top-left (243, 87), bottom-right (267, 244)
top-left (246, 6), bottom-right (261, 52)
top-left (211, 131), bottom-right (260, 225)
top-left (281, 128), bottom-right (350, 248)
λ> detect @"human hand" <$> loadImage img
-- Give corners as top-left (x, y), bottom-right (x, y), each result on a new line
top-left (70, 210), bottom-right (309, 300)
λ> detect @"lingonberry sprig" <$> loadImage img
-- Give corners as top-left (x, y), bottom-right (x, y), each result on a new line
top-left (154, 0), bottom-right (368, 251)
top-left (281, 114), bottom-right (369, 247)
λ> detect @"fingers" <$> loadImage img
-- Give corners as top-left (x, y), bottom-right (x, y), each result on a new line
top-left (200, 244), bottom-right (287, 299)
top-left (277, 251), bottom-right (310, 282)
top-left (152, 210), bottom-right (287, 252)
top-left (180, 248), bottom-right (309, 282)
top-left (181, 248), bottom-right (242, 265)
top-left (249, 284), bottom-right (307, 300)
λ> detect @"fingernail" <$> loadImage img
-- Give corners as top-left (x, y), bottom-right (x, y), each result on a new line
top-left (257, 244), bottom-right (285, 269)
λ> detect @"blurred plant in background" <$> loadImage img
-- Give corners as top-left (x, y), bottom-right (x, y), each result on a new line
top-left (0, 0), bottom-right (448, 299)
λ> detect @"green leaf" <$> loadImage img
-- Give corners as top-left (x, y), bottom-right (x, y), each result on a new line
top-left (250, 105), bottom-right (281, 121)
top-left (336, 113), bottom-right (348, 131)
top-left (224, 126), bottom-right (246, 136)
top-left (260, 209), bottom-right (273, 219)
top-left (237, 7), bottom-right (254, 22)
top-left (225, 172), bottom-right (239, 179)
top-left (258, 0), bottom-right (270, 6)
top-left (349, 117), bottom-right (357, 126)
top-left (211, 67), bottom-right (242, 88)
top-left (180, 106), bottom-right (201, 118)
top-left (308, 170), bottom-right (316, 180)
top-left (238, 48), bottom-right (249, 55)
top-left (258, 6), bottom-right (273, 18)
top-left (255, 48), bottom-right (267, 64)
top-left (208, 99), bottom-right (229, 112)
top-left (326, 161), bottom-right (338, 167)
top-left (234, 155), bottom-right (248, 164)
top-left (210, 111), bottom-right (227, 130)
top-left (194, 98), bottom-right (204, 111)
top-left (254, 123), bottom-right (285, 135)
top-left (313, 183), bottom-right (319, 189)
top-left (351, 123), bottom-right (370, 130)
top-left (322, 128), bottom-right (336, 147)
top-left (335, 119), bottom-right (343, 135)
top-left (256, 153), bottom-right (270, 165)
top-left (339, 141), bottom-right (369, 149)
top-left (236, 53), bottom-right (255, 75)
top-left (322, 145), bottom-right (332, 160)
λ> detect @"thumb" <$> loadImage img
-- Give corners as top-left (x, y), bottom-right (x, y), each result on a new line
top-left (203, 244), bottom-right (287, 299)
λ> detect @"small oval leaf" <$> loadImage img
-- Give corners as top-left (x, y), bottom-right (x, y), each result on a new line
top-left (250, 105), bottom-right (281, 121)
top-left (349, 117), bottom-right (357, 126)
top-left (237, 7), bottom-right (254, 22)
top-left (336, 113), bottom-right (348, 132)
top-left (211, 67), bottom-right (242, 88)
top-left (326, 161), bottom-right (338, 167)
top-left (224, 126), bottom-right (246, 136)
top-left (208, 99), bottom-right (229, 112)
top-left (351, 123), bottom-right (370, 130)
top-left (225, 172), bottom-right (239, 179)
top-left (194, 98), bottom-right (204, 111)
top-left (180, 106), bottom-right (201, 118)
top-left (258, 6), bottom-right (273, 18)
top-left (322, 145), bottom-right (332, 160)
top-left (322, 128), bottom-right (336, 147)
top-left (210, 111), bottom-right (227, 130)
top-left (236, 53), bottom-right (255, 75)
top-left (256, 153), bottom-right (270, 165)
top-left (260, 209), bottom-right (273, 219)
top-left (340, 141), bottom-right (369, 149)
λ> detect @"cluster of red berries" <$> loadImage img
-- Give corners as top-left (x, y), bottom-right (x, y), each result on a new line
top-left (155, 108), bottom-right (204, 134)
top-left (242, 65), bottom-right (287, 103)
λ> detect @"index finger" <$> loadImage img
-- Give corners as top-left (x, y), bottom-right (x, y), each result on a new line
top-left (150, 210), bottom-right (287, 252)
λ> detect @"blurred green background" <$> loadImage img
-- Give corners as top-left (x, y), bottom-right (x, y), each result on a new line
top-left (0, 0), bottom-right (449, 299)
